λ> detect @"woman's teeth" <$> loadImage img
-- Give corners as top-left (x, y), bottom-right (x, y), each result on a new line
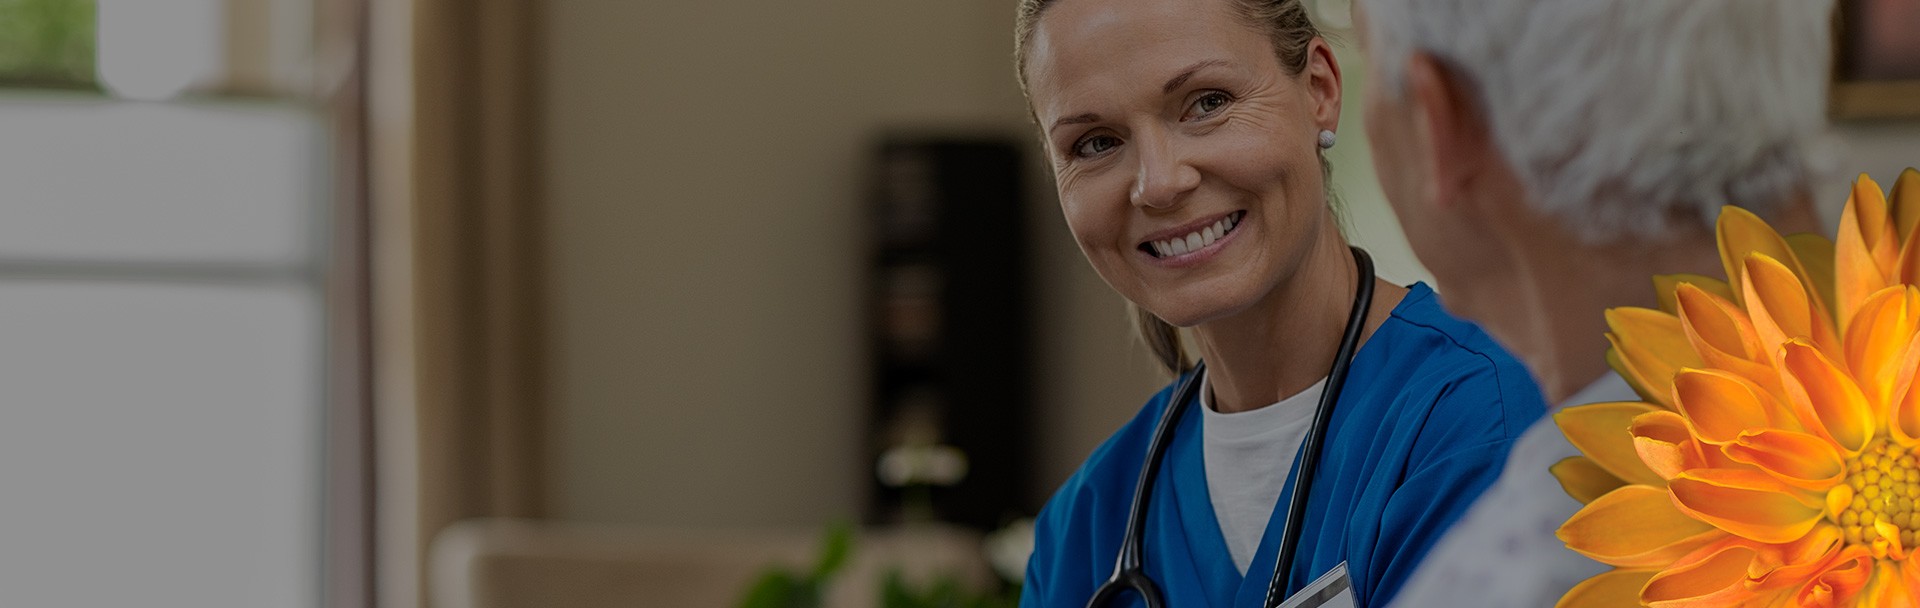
top-left (1150, 212), bottom-right (1242, 258)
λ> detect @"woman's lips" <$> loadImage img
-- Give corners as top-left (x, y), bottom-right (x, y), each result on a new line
top-left (1140, 210), bottom-right (1245, 259)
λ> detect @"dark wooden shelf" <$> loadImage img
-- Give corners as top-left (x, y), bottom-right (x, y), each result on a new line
top-left (864, 137), bottom-right (1034, 531)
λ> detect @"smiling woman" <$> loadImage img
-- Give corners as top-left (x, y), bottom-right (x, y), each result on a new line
top-left (1010, 0), bottom-right (1552, 605)
top-left (1019, 0), bottom-right (1341, 375)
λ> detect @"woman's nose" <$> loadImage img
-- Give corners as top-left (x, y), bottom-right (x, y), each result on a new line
top-left (1128, 131), bottom-right (1200, 210)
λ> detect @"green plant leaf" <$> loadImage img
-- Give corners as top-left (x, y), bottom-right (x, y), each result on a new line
top-left (880, 570), bottom-right (918, 608)
top-left (0, 0), bottom-right (97, 85)
top-left (810, 520), bottom-right (855, 582)
top-left (736, 570), bottom-right (800, 608)
top-left (878, 570), bottom-right (1021, 608)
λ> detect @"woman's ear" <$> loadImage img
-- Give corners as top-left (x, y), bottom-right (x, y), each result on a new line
top-left (1304, 37), bottom-right (1342, 131)
top-left (1405, 52), bottom-right (1494, 211)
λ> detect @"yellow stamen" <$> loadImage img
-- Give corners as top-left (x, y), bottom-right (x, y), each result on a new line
top-left (1834, 438), bottom-right (1920, 552)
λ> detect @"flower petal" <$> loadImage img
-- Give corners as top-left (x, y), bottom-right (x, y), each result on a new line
top-left (1608, 307), bottom-right (1703, 408)
top-left (1608, 347), bottom-right (1666, 409)
top-left (1898, 556), bottom-right (1920, 607)
top-left (1722, 429), bottom-right (1846, 491)
top-left (1744, 252), bottom-right (1841, 366)
top-left (1654, 274), bottom-right (1736, 317)
top-left (1632, 410), bottom-right (1706, 480)
top-left (1858, 173), bottom-right (1899, 266)
top-left (1555, 569), bottom-right (1657, 608)
top-left (1668, 469), bottom-right (1824, 544)
top-left (1828, 484), bottom-right (1855, 521)
top-left (1559, 484), bottom-right (1724, 568)
top-left (1677, 285), bottom-right (1782, 397)
top-left (1843, 285), bottom-right (1920, 418)
top-left (1862, 558), bottom-right (1917, 608)
top-left (1874, 520), bottom-right (1908, 560)
top-left (1671, 368), bottom-right (1785, 444)
top-left (1788, 232), bottom-right (1839, 317)
top-left (1551, 456), bottom-right (1628, 505)
top-left (1789, 546), bottom-right (1873, 608)
top-left (1720, 204), bottom-right (1810, 309)
top-left (1678, 284), bottom-right (1766, 360)
top-left (1891, 167), bottom-right (1920, 244)
top-left (1891, 334), bottom-right (1920, 445)
top-left (1780, 339), bottom-right (1877, 454)
top-left (1557, 402), bottom-right (1667, 487)
top-left (1642, 541), bottom-right (1762, 607)
top-left (1747, 524), bottom-right (1846, 592)
top-left (1838, 173), bottom-right (1899, 333)
top-left (1898, 230), bottom-right (1920, 300)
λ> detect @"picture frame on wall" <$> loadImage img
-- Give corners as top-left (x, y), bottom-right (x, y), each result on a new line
top-left (1832, 0), bottom-right (1920, 119)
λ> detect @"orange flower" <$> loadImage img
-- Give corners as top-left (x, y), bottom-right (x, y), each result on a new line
top-left (1557, 169), bottom-right (1920, 607)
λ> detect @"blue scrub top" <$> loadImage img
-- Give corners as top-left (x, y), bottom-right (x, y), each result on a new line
top-left (1023, 283), bottom-right (1547, 608)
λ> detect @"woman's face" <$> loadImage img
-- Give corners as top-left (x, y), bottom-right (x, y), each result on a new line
top-left (1024, 0), bottom-right (1341, 327)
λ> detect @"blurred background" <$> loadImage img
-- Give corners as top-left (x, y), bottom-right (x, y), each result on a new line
top-left (0, 0), bottom-right (1915, 607)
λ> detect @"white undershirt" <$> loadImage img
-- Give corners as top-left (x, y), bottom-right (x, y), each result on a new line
top-left (1200, 370), bottom-right (1325, 574)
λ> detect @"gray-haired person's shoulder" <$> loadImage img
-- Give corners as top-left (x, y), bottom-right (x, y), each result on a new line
top-left (1383, 373), bottom-right (1634, 607)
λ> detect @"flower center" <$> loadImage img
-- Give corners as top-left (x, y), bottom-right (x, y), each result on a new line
top-left (1837, 439), bottom-right (1920, 548)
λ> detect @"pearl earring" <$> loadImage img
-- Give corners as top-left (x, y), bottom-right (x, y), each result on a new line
top-left (1317, 129), bottom-right (1337, 150)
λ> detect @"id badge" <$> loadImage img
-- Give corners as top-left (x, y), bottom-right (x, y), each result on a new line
top-left (1276, 561), bottom-right (1357, 608)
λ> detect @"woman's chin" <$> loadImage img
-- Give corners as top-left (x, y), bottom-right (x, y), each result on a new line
top-left (1142, 289), bottom-right (1260, 329)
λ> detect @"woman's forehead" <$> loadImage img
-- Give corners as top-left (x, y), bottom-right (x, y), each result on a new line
top-left (1027, 0), bottom-right (1272, 112)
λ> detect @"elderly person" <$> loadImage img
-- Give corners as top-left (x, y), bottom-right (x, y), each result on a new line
top-left (1347, 0), bottom-right (1834, 605)
top-left (1013, 0), bottom-right (1549, 605)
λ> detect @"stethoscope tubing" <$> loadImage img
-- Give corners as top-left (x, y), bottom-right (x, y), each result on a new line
top-left (1096, 359), bottom-right (1200, 608)
top-left (1086, 246), bottom-right (1375, 608)
top-left (1263, 246), bottom-right (1374, 607)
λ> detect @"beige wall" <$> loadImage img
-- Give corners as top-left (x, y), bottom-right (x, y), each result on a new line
top-left (537, 0), bottom-right (1431, 525)
top-left (540, 0), bottom-right (1920, 527)
top-left (541, 0), bottom-right (1173, 526)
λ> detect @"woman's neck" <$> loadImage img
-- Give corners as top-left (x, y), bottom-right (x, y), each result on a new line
top-left (1191, 232), bottom-right (1406, 413)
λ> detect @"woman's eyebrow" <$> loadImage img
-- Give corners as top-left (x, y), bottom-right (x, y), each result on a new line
top-left (1162, 59), bottom-right (1232, 94)
top-left (1049, 113), bottom-right (1101, 135)
top-left (1045, 59), bottom-right (1234, 135)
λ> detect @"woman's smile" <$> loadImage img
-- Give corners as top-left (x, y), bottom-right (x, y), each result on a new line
top-left (1138, 210), bottom-right (1247, 268)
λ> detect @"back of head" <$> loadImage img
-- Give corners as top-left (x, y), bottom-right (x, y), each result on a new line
top-left (1359, 0), bottom-right (1834, 240)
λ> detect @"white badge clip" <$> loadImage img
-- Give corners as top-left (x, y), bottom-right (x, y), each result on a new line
top-left (1276, 561), bottom-right (1357, 608)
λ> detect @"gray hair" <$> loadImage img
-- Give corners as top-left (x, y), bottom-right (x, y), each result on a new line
top-left (1358, 0), bottom-right (1834, 240)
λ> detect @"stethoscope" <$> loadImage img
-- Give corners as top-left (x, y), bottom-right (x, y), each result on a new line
top-left (1087, 246), bottom-right (1376, 608)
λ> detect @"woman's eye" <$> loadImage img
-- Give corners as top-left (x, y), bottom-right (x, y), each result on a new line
top-left (1073, 135), bottom-right (1120, 158)
top-left (1188, 91), bottom-right (1230, 118)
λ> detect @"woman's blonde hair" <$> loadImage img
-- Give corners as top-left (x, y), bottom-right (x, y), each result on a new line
top-left (1014, 0), bottom-right (1322, 99)
top-left (1014, 0), bottom-right (1327, 376)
